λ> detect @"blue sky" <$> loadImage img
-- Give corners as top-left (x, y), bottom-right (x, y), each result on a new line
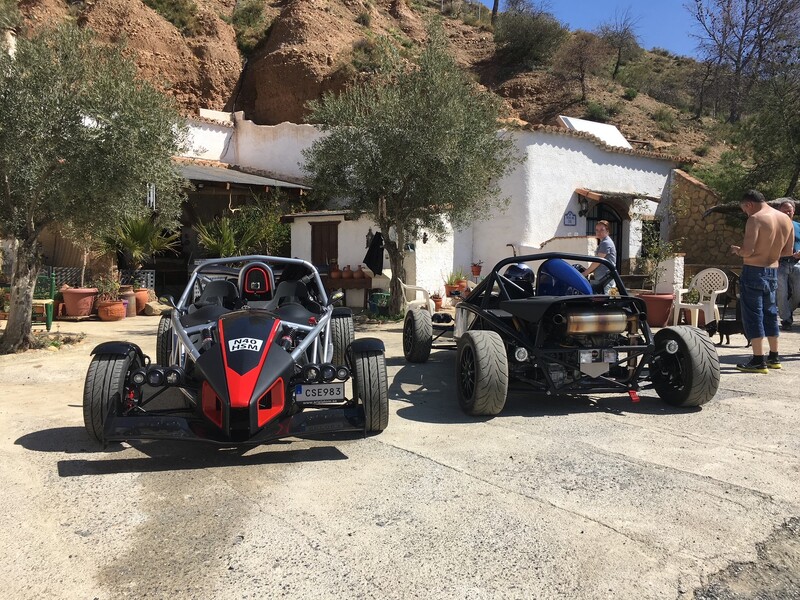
top-left (480, 0), bottom-right (701, 57)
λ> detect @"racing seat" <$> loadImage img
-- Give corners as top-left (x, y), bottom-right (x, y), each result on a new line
top-left (239, 262), bottom-right (275, 308)
top-left (181, 279), bottom-right (239, 327)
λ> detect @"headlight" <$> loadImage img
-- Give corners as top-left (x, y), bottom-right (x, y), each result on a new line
top-left (164, 367), bottom-right (183, 386)
top-left (303, 364), bottom-right (321, 383)
top-left (146, 367), bottom-right (165, 387)
top-left (514, 347), bottom-right (529, 362)
top-left (336, 366), bottom-right (350, 380)
top-left (320, 363), bottom-right (336, 382)
top-left (664, 340), bottom-right (680, 355)
top-left (131, 369), bottom-right (147, 385)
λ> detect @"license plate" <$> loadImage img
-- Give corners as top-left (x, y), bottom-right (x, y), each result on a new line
top-left (580, 349), bottom-right (617, 364)
top-left (295, 382), bottom-right (345, 402)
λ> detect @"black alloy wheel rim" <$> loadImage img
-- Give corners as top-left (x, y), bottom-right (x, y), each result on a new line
top-left (403, 316), bottom-right (414, 353)
top-left (657, 338), bottom-right (686, 391)
top-left (460, 345), bottom-right (476, 399)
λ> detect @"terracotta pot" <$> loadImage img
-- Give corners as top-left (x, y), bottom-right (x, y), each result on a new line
top-left (341, 265), bottom-right (353, 279)
top-left (119, 284), bottom-right (134, 294)
top-left (433, 297), bottom-right (443, 311)
top-left (353, 265), bottom-right (365, 279)
top-left (134, 289), bottom-right (149, 315)
top-left (444, 284), bottom-right (458, 298)
top-left (97, 300), bottom-right (126, 321)
top-left (636, 292), bottom-right (675, 328)
top-left (471, 265), bottom-right (482, 277)
top-left (329, 263), bottom-right (341, 279)
top-left (62, 288), bottom-right (98, 317)
top-left (457, 279), bottom-right (468, 292)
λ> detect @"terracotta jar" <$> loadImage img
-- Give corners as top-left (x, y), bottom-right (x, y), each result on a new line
top-left (341, 265), bottom-right (353, 279)
top-left (353, 265), bottom-right (365, 279)
top-left (329, 263), bottom-right (341, 279)
top-left (134, 289), bottom-right (149, 315)
top-left (121, 289), bottom-right (137, 318)
top-left (432, 296), bottom-right (443, 311)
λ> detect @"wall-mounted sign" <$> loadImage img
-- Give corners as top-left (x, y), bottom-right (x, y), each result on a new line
top-left (563, 210), bottom-right (577, 226)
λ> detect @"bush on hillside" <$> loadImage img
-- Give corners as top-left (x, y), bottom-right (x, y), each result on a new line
top-left (142, 0), bottom-right (200, 36)
top-left (494, 0), bottom-right (567, 69)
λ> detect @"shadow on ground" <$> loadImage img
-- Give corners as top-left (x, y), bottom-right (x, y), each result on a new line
top-left (391, 349), bottom-right (701, 426)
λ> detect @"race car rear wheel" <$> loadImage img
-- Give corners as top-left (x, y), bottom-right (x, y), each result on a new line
top-left (331, 313), bottom-right (355, 367)
top-left (651, 325), bottom-right (720, 407)
top-left (352, 350), bottom-right (389, 432)
top-left (456, 330), bottom-right (508, 416)
top-left (83, 351), bottom-right (142, 444)
top-left (403, 308), bottom-right (432, 363)
top-left (156, 312), bottom-right (172, 366)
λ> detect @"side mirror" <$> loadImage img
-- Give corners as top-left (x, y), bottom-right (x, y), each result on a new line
top-left (328, 291), bottom-right (344, 306)
top-left (159, 295), bottom-right (177, 308)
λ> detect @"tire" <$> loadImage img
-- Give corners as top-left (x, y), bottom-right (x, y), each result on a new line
top-left (331, 313), bottom-right (355, 366)
top-left (156, 312), bottom-right (172, 366)
top-left (352, 350), bottom-right (389, 432)
top-left (403, 308), bottom-right (432, 363)
top-left (83, 351), bottom-right (141, 444)
top-left (456, 330), bottom-right (508, 416)
top-left (651, 325), bottom-right (720, 407)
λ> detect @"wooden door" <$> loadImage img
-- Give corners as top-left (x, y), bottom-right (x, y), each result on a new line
top-left (311, 221), bottom-right (339, 269)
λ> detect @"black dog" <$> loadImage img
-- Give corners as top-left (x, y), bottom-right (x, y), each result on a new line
top-left (704, 300), bottom-right (750, 347)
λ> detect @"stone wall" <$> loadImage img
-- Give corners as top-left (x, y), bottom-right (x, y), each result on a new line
top-left (669, 169), bottom-right (741, 269)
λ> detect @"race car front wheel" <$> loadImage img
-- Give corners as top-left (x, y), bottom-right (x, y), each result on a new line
top-left (456, 330), bottom-right (508, 416)
top-left (156, 312), bottom-right (172, 366)
top-left (403, 308), bottom-right (432, 363)
top-left (352, 350), bottom-right (389, 432)
top-left (651, 325), bottom-right (720, 407)
top-left (83, 351), bottom-right (141, 444)
top-left (331, 312), bottom-right (355, 367)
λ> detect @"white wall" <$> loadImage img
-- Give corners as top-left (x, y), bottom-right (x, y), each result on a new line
top-left (185, 117), bottom-right (235, 162)
top-left (233, 118), bottom-right (323, 180)
top-left (473, 130), bottom-right (675, 271)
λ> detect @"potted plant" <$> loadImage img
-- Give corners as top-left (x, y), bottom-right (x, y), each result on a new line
top-left (430, 291), bottom-right (443, 311)
top-left (471, 261), bottom-right (483, 277)
top-left (636, 224), bottom-right (678, 327)
top-left (93, 275), bottom-right (125, 321)
top-left (443, 271), bottom-right (460, 298)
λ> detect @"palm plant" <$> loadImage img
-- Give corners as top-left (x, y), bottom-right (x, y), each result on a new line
top-left (194, 216), bottom-right (262, 258)
top-left (104, 215), bottom-right (180, 270)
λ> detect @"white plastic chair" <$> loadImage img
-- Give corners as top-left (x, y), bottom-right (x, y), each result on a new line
top-left (399, 279), bottom-right (435, 314)
top-left (672, 268), bottom-right (729, 326)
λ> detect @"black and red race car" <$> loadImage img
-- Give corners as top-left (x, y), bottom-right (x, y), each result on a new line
top-left (83, 256), bottom-right (388, 446)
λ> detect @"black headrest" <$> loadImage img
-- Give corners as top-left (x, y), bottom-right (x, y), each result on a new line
top-left (197, 279), bottom-right (238, 309)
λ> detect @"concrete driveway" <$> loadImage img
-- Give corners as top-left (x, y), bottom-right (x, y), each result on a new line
top-left (0, 316), bottom-right (798, 599)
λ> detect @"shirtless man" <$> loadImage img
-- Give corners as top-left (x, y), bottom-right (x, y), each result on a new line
top-left (729, 190), bottom-right (795, 373)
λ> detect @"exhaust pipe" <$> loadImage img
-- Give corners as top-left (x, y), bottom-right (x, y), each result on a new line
top-left (563, 309), bottom-right (628, 334)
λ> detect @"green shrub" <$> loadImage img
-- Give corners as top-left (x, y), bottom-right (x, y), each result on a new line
top-left (350, 37), bottom-right (383, 73)
top-left (652, 107), bottom-right (677, 132)
top-left (228, 0), bottom-right (273, 55)
top-left (693, 144), bottom-right (710, 157)
top-left (494, 2), bottom-right (567, 69)
top-left (356, 11), bottom-right (372, 27)
top-left (623, 87), bottom-right (638, 100)
top-left (585, 101), bottom-right (609, 122)
top-left (142, 0), bottom-right (201, 36)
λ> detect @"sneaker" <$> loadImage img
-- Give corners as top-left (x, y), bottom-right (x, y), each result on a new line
top-left (736, 357), bottom-right (769, 374)
top-left (767, 352), bottom-right (782, 369)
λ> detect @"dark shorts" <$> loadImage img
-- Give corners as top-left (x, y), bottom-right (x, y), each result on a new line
top-left (739, 265), bottom-right (779, 339)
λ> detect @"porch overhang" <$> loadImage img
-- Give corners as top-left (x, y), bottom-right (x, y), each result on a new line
top-left (575, 188), bottom-right (661, 219)
top-left (177, 161), bottom-right (310, 191)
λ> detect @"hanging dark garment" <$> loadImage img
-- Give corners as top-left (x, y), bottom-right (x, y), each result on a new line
top-left (363, 231), bottom-right (384, 275)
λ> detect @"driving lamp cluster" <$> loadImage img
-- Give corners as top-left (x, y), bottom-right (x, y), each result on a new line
top-left (302, 363), bottom-right (350, 383)
top-left (131, 365), bottom-right (185, 387)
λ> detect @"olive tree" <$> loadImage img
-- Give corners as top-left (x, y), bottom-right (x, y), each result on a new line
top-left (303, 24), bottom-right (518, 314)
top-left (0, 25), bottom-right (187, 352)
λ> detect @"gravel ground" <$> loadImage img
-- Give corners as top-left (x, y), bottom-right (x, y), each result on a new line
top-left (0, 316), bottom-right (798, 599)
